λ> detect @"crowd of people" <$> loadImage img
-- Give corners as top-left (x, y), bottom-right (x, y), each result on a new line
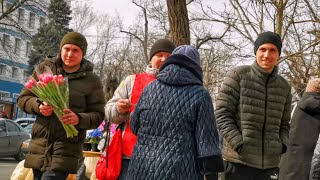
top-left (16, 30), bottom-right (320, 180)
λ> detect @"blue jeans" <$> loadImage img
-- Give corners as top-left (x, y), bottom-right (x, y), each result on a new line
top-left (33, 169), bottom-right (69, 180)
top-left (118, 159), bottom-right (130, 180)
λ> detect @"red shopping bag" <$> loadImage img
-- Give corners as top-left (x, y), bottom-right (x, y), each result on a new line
top-left (95, 128), bottom-right (122, 180)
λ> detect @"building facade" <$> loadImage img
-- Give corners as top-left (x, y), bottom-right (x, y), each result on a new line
top-left (0, 0), bottom-right (71, 119)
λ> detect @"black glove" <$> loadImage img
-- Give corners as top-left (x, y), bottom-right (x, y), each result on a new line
top-left (205, 173), bottom-right (218, 180)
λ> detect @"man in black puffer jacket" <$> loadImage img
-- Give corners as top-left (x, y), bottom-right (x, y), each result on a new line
top-left (127, 45), bottom-right (224, 180)
top-left (216, 31), bottom-right (292, 180)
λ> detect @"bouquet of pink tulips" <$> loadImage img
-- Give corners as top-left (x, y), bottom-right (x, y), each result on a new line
top-left (25, 71), bottom-right (78, 138)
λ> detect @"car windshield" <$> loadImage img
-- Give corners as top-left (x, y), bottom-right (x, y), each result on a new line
top-left (24, 124), bottom-right (33, 134)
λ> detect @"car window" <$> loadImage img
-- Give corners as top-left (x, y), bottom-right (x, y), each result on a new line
top-left (0, 121), bottom-right (6, 132)
top-left (7, 121), bottom-right (20, 132)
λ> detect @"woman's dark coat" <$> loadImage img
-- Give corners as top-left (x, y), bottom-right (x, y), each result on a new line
top-left (17, 55), bottom-right (105, 173)
top-left (280, 92), bottom-right (320, 180)
top-left (127, 54), bottom-right (224, 180)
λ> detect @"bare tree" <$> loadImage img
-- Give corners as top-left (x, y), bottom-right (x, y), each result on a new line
top-left (120, 0), bottom-right (149, 64)
top-left (192, 0), bottom-right (320, 98)
top-left (166, 0), bottom-right (190, 45)
top-left (70, 0), bottom-right (96, 33)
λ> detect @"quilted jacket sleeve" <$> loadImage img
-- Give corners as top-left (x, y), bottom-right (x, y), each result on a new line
top-left (75, 75), bottom-right (105, 129)
top-left (280, 89), bottom-right (292, 153)
top-left (215, 68), bottom-right (243, 151)
top-left (105, 75), bottom-right (134, 124)
top-left (196, 91), bottom-right (224, 175)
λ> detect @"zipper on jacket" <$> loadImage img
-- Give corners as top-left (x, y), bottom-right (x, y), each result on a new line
top-left (262, 75), bottom-right (270, 169)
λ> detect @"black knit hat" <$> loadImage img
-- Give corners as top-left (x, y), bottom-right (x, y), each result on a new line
top-left (254, 31), bottom-right (282, 56)
top-left (149, 39), bottom-right (176, 60)
top-left (60, 32), bottom-right (88, 56)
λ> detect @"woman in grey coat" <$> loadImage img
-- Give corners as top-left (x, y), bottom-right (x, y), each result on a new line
top-left (127, 45), bottom-right (224, 180)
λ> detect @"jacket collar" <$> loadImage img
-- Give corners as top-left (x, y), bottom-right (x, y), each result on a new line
top-left (252, 61), bottom-right (278, 80)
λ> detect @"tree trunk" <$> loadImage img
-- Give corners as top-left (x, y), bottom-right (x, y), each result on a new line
top-left (167, 0), bottom-right (190, 45)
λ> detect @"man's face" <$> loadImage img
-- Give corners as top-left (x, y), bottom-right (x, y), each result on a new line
top-left (61, 44), bottom-right (83, 70)
top-left (150, 52), bottom-right (171, 69)
top-left (256, 43), bottom-right (279, 74)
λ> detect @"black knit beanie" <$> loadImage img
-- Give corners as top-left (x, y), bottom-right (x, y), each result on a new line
top-left (254, 31), bottom-right (282, 56)
top-left (149, 39), bottom-right (176, 60)
top-left (60, 32), bottom-right (88, 56)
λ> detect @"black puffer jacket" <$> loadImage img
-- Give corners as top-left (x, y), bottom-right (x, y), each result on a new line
top-left (127, 54), bottom-right (224, 180)
top-left (17, 55), bottom-right (105, 173)
top-left (280, 92), bottom-right (320, 180)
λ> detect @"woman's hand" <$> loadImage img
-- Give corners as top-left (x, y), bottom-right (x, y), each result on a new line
top-left (39, 102), bottom-right (54, 116)
top-left (61, 109), bottom-right (79, 125)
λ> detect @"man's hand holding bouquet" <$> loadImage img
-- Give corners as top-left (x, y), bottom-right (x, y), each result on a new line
top-left (24, 67), bottom-right (78, 138)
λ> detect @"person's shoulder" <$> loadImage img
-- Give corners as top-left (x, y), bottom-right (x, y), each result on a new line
top-left (225, 65), bottom-right (251, 77)
top-left (35, 56), bottom-right (58, 72)
top-left (276, 74), bottom-right (291, 88)
top-left (115, 74), bottom-right (136, 89)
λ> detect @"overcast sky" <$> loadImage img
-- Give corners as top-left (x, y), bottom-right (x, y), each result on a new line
top-left (90, 0), bottom-right (138, 22)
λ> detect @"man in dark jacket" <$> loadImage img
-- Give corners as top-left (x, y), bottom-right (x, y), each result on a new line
top-left (127, 45), bottom-right (224, 180)
top-left (215, 31), bottom-right (292, 180)
top-left (17, 32), bottom-right (105, 179)
top-left (280, 78), bottom-right (320, 180)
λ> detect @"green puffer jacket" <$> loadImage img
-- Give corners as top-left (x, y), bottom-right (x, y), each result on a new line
top-left (215, 61), bottom-right (292, 169)
top-left (17, 55), bottom-right (105, 173)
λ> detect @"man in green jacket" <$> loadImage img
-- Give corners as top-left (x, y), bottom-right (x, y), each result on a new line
top-left (215, 31), bottom-right (292, 180)
top-left (17, 32), bottom-right (105, 179)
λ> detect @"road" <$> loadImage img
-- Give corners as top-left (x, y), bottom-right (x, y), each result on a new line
top-left (0, 157), bottom-right (19, 180)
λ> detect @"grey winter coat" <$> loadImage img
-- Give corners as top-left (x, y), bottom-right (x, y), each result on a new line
top-left (17, 55), bottom-right (105, 173)
top-left (127, 54), bottom-right (224, 180)
top-left (215, 61), bottom-right (292, 169)
top-left (280, 92), bottom-right (320, 180)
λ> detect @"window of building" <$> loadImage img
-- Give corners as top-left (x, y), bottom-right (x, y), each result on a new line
top-left (23, 70), bottom-right (29, 81)
top-left (14, 38), bottom-right (22, 56)
top-left (0, 91), bottom-right (10, 98)
top-left (26, 41), bottom-right (31, 56)
top-left (40, 16), bottom-right (46, 27)
top-left (2, 34), bottom-right (10, 47)
top-left (18, 8), bottom-right (25, 23)
top-left (0, 64), bottom-right (7, 75)
top-left (29, 12), bottom-right (36, 28)
top-left (12, 67), bottom-right (19, 79)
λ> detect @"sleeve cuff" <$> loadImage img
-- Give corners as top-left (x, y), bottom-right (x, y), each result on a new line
top-left (197, 155), bottom-right (224, 175)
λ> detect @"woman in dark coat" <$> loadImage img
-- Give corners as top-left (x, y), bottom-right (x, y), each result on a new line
top-left (127, 45), bottom-right (224, 180)
top-left (280, 78), bottom-right (320, 180)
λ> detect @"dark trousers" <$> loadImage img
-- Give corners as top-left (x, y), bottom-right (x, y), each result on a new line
top-left (220, 161), bottom-right (279, 180)
top-left (118, 159), bottom-right (130, 180)
top-left (33, 169), bottom-right (69, 180)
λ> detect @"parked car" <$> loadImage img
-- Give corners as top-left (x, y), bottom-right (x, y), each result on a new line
top-left (21, 138), bottom-right (30, 155)
top-left (0, 118), bottom-right (30, 161)
top-left (24, 123), bottom-right (34, 134)
top-left (14, 117), bottom-right (35, 128)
